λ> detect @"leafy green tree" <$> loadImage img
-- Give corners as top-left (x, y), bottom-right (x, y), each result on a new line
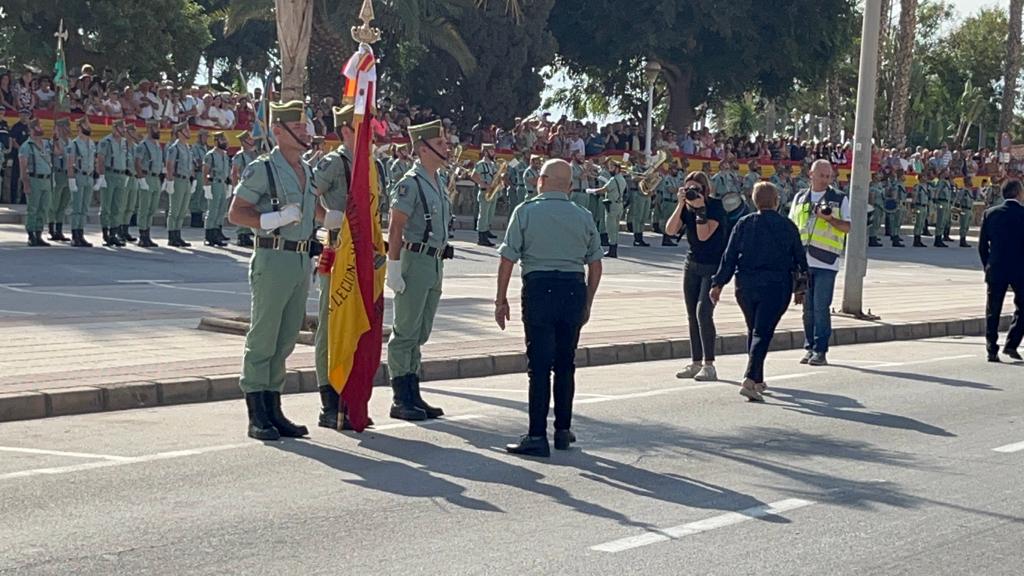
top-left (547, 0), bottom-right (856, 130)
top-left (0, 0), bottom-right (212, 85)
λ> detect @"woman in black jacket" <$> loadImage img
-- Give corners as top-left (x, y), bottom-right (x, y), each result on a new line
top-left (710, 182), bottom-right (809, 401)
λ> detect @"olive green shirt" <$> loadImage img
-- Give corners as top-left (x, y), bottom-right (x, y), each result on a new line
top-left (312, 145), bottom-right (352, 212)
top-left (204, 149), bottom-right (231, 182)
top-left (596, 173), bottom-right (627, 204)
top-left (391, 161), bottom-right (451, 249)
top-left (19, 139), bottom-right (53, 176)
top-left (69, 137), bottom-right (96, 176)
top-left (523, 166), bottom-right (540, 195)
top-left (234, 148), bottom-right (317, 242)
top-left (232, 149), bottom-right (258, 183)
top-left (167, 140), bottom-right (192, 179)
top-left (137, 139), bottom-right (164, 176)
top-left (98, 135), bottom-right (128, 172)
top-left (499, 191), bottom-right (603, 275)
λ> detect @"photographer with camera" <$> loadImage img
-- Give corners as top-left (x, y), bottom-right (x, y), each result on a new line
top-left (710, 183), bottom-right (808, 401)
top-left (666, 171), bottom-right (727, 381)
top-left (788, 159), bottom-right (851, 366)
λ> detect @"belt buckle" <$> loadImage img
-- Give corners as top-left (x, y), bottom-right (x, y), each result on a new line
top-left (272, 236), bottom-right (283, 250)
top-left (296, 240), bottom-right (309, 253)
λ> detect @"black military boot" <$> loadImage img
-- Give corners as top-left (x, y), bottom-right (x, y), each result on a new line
top-left (868, 237), bottom-right (883, 247)
top-left (190, 211), bottom-right (204, 228)
top-left (318, 386), bottom-right (340, 430)
top-left (120, 224), bottom-right (137, 243)
top-left (960, 237), bottom-right (971, 248)
top-left (168, 230), bottom-right (179, 247)
top-left (933, 236), bottom-right (947, 248)
top-left (178, 230), bottom-right (192, 248)
top-left (28, 231), bottom-right (49, 247)
top-left (54, 223), bottom-right (70, 242)
top-left (409, 374), bottom-right (444, 419)
top-left (237, 233), bottom-right (254, 248)
top-left (891, 235), bottom-right (905, 247)
top-left (486, 231), bottom-right (497, 239)
top-left (477, 231), bottom-right (494, 247)
top-left (217, 227), bottom-right (230, 243)
top-left (652, 222), bottom-right (661, 234)
top-left (245, 392), bottom-right (280, 441)
top-left (204, 229), bottom-right (216, 247)
top-left (389, 375), bottom-right (428, 421)
top-left (262, 391), bottom-right (309, 438)
top-left (913, 235), bottom-right (926, 247)
top-left (600, 233), bottom-right (609, 247)
top-left (662, 234), bottom-right (677, 247)
top-left (633, 233), bottom-right (650, 247)
top-left (102, 228), bottom-right (117, 247)
top-left (48, 223), bottom-right (58, 241)
top-left (139, 229), bottom-right (158, 248)
top-left (71, 229), bottom-right (92, 248)
top-left (626, 222), bottom-right (634, 233)
top-left (604, 244), bottom-right (618, 258)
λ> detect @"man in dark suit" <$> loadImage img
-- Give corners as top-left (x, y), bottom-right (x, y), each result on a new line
top-left (978, 179), bottom-right (1024, 362)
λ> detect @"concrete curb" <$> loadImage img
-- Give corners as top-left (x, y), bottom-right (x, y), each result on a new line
top-left (0, 315), bottom-right (1010, 423)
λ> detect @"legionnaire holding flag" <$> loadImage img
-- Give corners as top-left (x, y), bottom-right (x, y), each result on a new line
top-left (228, 100), bottom-right (344, 440)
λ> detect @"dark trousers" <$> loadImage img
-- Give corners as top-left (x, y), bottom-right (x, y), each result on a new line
top-left (683, 261), bottom-right (718, 362)
top-left (736, 282), bottom-right (791, 383)
top-left (986, 276), bottom-right (1024, 354)
top-left (522, 273), bottom-right (586, 437)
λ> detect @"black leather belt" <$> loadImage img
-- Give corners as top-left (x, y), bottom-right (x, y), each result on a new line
top-left (29, 174), bottom-right (50, 180)
top-left (524, 271), bottom-right (585, 283)
top-left (148, 171), bottom-right (161, 177)
top-left (255, 237), bottom-right (311, 253)
top-left (403, 242), bottom-right (445, 259)
top-left (109, 169), bottom-right (131, 175)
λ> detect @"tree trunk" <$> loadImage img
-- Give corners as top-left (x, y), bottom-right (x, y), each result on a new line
top-left (826, 72), bottom-right (842, 141)
top-left (1000, 0), bottom-right (1023, 138)
top-left (661, 62), bottom-right (694, 132)
top-left (275, 0), bottom-right (314, 101)
top-left (888, 0), bottom-right (918, 148)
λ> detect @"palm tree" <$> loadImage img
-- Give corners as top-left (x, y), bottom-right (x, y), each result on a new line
top-left (887, 0), bottom-right (918, 148)
top-left (999, 0), bottom-right (1023, 139)
top-left (722, 94), bottom-right (758, 136)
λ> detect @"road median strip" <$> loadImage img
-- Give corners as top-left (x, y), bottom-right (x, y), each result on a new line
top-left (0, 315), bottom-right (1010, 423)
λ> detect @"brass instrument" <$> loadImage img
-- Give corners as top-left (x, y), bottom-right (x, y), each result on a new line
top-left (638, 149), bottom-right (670, 196)
top-left (445, 145), bottom-right (465, 200)
top-left (484, 160), bottom-right (509, 202)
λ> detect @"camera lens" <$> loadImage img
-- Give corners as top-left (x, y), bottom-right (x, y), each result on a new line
top-left (685, 187), bottom-right (701, 201)
top-left (820, 205), bottom-right (833, 216)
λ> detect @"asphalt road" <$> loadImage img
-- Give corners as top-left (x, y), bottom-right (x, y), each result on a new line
top-left (1, 336), bottom-right (1021, 575)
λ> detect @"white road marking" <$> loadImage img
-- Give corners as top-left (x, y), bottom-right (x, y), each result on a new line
top-left (578, 372), bottom-right (820, 405)
top-left (0, 308), bottom-right (35, 316)
top-left (115, 279), bottom-right (174, 284)
top-left (591, 498), bottom-right (816, 553)
top-left (427, 386), bottom-right (611, 398)
top-left (0, 443), bottom-right (249, 482)
top-left (992, 440), bottom-right (1024, 454)
top-left (371, 414), bottom-right (486, 431)
top-left (141, 280), bottom-right (249, 297)
top-left (0, 446), bottom-right (132, 461)
top-left (0, 283), bottom-right (211, 310)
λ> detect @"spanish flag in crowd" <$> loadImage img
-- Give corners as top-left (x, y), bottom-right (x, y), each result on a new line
top-left (326, 44), bottom-right (387, 432)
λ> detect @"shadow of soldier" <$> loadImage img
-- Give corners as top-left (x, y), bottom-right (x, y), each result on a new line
top-left (766, 387), bottom-right (958, 437)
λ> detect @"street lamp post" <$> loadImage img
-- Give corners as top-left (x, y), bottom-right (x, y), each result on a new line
top-left (644, 60), bottom-right (661, 158)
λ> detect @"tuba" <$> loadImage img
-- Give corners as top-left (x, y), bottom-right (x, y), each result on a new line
top-left (446, 145), bottom-right (465, 200)
top-left (638, 149), bottom-right (670, 196)
top-left (485, 160), bottom-right (509, 202)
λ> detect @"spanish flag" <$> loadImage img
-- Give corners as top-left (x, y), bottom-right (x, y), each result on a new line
top-left (326, 44), bottom-right (386, 432)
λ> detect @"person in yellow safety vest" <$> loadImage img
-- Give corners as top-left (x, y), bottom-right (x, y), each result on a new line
top-left (788, 159), bottom-right (851, 367)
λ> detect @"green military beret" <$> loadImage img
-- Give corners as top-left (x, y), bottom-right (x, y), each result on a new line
top-left (332, 104), bottom-right (354, 128)
top-left (173, 121), bottom-right (189, 135)
top-left (76, 117), bottom-right (90, 129)
top-left (111, 119), bottom-right (126, 130)
top-left (408, 119), bottom-right (444, 143)
top-left (55, 117), bottom-right (71, 128)
top-left (270, 100), bottom-right (306, 124)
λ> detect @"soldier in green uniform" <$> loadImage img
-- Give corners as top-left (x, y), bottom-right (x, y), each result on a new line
top-left (96, 119), bottom-right (130, 247)
top-left (227, 100), bottom-right (339, 441)
top-left (65, 117), bottom-right (95, 247)
top-left (189, 129), bottom-right (210, 228)
top-left (201, 131), bottom-right (231, 247)
top-left (47, 118), bottom-right (72, 243)
top-left (569, 151), bottom-right (589, 210)
top-left (232, 132), bottom-right (260, 247)
top-left (388, 144), bottom-right (413, 188)
top-left (524, 154), bottom-right (542, 202)
top-left (769, 162), bottom-right (796, 214)
top-left (311, 104), bottom-right (358, 429)
top-left (742, 158), bottom-right (762, 207)
top-left (118, 124), bottom-right (140, 244)
top-left (912, 167), bottom-right (935, 247)
top-left (506, 150), bottom-right (528, 212)
top-left (134, 119), bottom-right (163, 248)
top-left (623, 155), bottom-right (641, 233)
top-left (18, 117), bottom-right (53, 247)
top-left (630, 159), bottom-right (652, 247)
top-left (883, 168), bottom-right (907, 247)
top-left (385, 120), bottom-right (452, 422)
top-left (953, 175), bottom-right (977, 248)
top-left (656, 162), bottom-right (681, 246)
top-left (590, 158), bottom-right (610, 245)
top-left (932, 168), bottom-right (953, 247)
top-left (588, 159), bottom-right (626, 258)
top-left (983, 173), bottom-right (1004, 207)
top-left (495, 158), bottom-right (604, 458)
top-left (473, 143), bottom-right (499, 246)
top-left (868, 170), bottom-right (886, 247)
top-left (164, 122), bottom-right (193, 247)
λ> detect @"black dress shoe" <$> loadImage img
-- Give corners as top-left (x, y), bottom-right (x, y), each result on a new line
top-left (554, 429), bottom-right (577, 450)
top-left (505, 435), bottom-right (550, 457)
top-left (1003, 348), bottom-right (1023, 361)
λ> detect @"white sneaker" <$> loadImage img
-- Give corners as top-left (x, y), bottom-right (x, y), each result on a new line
top-left (676, 363), bottom-right (702, 379)
top-left (694, 365), bottom-right (718, 382)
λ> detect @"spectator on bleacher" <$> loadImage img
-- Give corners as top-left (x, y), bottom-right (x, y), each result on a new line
top-left (120, 86), bottom-right (138, 122)
top-left (102, 86), bottom-right (123, 118)
top-left (0, 72), bottom-right (17, 112)
top-left (34, 78), bottom-right (56, 110)
top-left (15, 68), bottom-right (36, 111)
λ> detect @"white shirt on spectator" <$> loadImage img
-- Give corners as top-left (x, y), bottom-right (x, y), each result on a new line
top-left (221, 108), bottom-right (235, 129)
top-left (568, 136), bottom-right (585, 157)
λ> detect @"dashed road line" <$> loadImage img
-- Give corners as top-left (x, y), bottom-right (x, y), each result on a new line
top-left (0, 443), bottom-right (250, 481)
top-left (992, 440), bottom-right (1024, 454)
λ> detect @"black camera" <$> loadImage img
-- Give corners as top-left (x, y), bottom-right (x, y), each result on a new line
top-left (684, 186), bottom-right (702, 201)
top-left (817, 201), bottom-right (833, 216)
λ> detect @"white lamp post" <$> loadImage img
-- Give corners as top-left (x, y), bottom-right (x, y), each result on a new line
top-left (644, 60), bottom-right (662, 158)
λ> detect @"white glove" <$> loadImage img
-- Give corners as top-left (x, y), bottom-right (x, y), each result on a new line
top-left (95, 175), bottom-right (108, 189)
top-left (138, 178), bottom-right (149, 191)
top-left (323, 209), bottom-right (344, 230)
top-left (259, 204), bottom-right (302, 232)
top-left (386, 259), bottom-right (405, 294)
top-left (163, 180), bottom-right (174, 195)
top-left (68, 179), bottom-right (78, 193)
top-left (203, 185), bottom-right (213, 200)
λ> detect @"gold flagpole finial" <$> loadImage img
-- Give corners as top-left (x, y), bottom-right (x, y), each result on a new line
top-left (351, 0), bottom-right (382, 45)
